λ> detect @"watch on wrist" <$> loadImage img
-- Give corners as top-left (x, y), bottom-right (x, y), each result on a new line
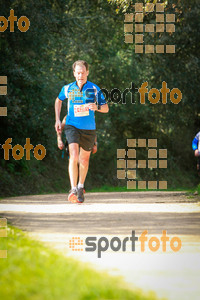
top-left (97, 104), bottom-right (101, 110)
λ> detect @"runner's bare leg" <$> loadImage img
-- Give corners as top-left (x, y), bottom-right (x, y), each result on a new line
top-left (79, 147), bottom-right (91, 185)
top-left (68, 143), bottom-right (79, 188)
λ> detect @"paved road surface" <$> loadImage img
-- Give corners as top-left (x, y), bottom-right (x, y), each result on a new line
top-left (0, 191), bottom-right (200, 300)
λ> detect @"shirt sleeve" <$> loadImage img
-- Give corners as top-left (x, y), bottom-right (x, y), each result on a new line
top-left (58, 86), bottom-right (67, 101)
top-left (192, 137), bottom-right (198, 150)
top-left (192, 131), bottom-right (200, 150)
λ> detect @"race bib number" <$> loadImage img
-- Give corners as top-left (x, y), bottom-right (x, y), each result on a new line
top-left (74, 105), bottom-right (89, 117)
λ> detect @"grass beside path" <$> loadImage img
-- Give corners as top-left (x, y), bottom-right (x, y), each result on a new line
top-left (0, 224), bottom-right (160, 300)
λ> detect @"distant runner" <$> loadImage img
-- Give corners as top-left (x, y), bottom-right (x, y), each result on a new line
top-left (55, 60), bottom-right (109, 203)
top-left (192, 131), bottom-right (200, 175)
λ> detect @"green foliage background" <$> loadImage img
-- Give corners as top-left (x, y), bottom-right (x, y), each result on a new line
top-left (0, 0), bottom-right (200, 196)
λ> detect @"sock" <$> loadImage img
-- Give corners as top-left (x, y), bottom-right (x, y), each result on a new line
top-left (78, 183), bottom-right (84, 189)
top-left (72, 186), bottom-right (77, 191)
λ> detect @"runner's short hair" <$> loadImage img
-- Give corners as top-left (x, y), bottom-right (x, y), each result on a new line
top-left (73, 60), bottom-right (89, 71)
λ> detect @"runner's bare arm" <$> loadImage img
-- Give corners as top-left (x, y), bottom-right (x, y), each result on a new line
top-left (55, 97), bottom-right (62, 133)
top-left (61, 115), bottom-right (67, 131)
top-left (56, 115), bottom-right (67, 150)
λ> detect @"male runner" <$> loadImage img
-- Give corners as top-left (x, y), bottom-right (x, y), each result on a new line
top-left (55, 60), bottom-right (109, 203)
top-left (192, 131), bottom-right (200, 174)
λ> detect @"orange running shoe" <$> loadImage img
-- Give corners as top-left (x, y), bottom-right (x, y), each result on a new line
top-left (68, 188), bottom-right (78, 203)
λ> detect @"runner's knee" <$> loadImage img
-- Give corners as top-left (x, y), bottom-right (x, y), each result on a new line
top-left (79, 156), bottom-right (90, 167)
top-left (70, 152), bottom-right (79, 163)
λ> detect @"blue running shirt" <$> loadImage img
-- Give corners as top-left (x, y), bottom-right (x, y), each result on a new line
top-left (58, 81), bottom-right (106, 130)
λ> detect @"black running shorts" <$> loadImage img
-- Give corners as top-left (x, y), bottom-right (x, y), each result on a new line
top-left (65, 125), bottom-right (96, 152)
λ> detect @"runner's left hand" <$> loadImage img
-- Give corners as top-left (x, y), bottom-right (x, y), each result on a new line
top-left (88, 103), bottom-right (97, 111)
